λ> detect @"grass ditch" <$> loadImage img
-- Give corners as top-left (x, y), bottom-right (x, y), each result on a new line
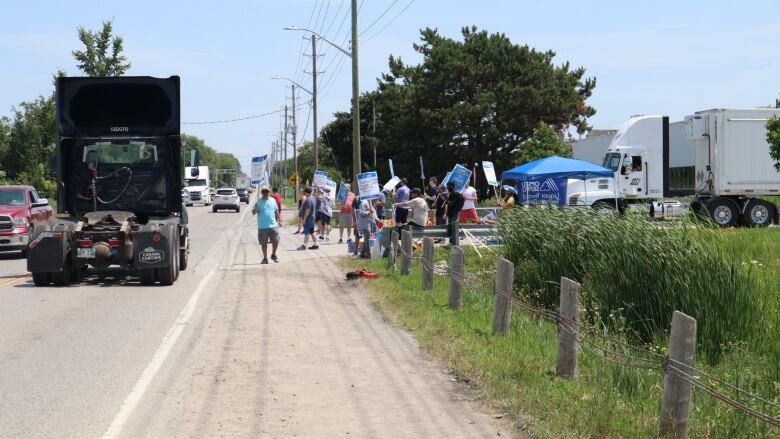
top-left (350, 213), bottom-right (780, 437)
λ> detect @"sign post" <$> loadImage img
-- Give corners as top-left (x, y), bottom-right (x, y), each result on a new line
top-left (251, 156), bottom-right (268, 186)
top-left (357, 171), bottom-right (382, 200)
top-left (482, 161), bottom-right (499, 201)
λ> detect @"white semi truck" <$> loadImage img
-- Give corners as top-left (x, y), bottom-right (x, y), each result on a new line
top-left (567, 108), bottom-right (780, 227)
top-left (183, 166), bottom-right (211, 206)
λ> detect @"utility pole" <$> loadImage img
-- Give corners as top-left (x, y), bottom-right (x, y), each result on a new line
top-left (312, 35), bottom-right (319, 172)
top-left (351, 0), bottom-right (361, 181)
top-left (290, 84), bottom-right (296, 189)
top-left (283, 105), bottom-right (289, 189)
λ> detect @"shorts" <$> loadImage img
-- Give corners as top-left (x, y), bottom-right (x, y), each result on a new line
top-left (395, 207), bottom-right (409, 224)
top-left (320, 214), bottom-right (332, 225)
top-left (303, 222), bottom-right (316, 235)
top-left (339, 212), bottom-right (354, 228)
top-left (459, 208), bottom-right (480, 224)
top-left (258, 227), bottom-right (280, 245)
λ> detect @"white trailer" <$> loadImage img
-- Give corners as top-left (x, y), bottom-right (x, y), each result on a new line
top-left (567, 108), bottom-right (780, 227)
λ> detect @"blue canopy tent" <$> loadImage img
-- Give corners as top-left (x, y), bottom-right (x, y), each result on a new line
top-left (500, 156), bottom-right (616, 207)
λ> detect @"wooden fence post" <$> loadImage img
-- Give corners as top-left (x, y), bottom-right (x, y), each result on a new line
top-left (422, 237), bottom-right (434, 290)
top-left (388, 230), bottom-right (399, 270)
top-left (659, 310), bottom-right (697, 438)
top-left (491, 258), bottom-right (514, 335)
top-left (451, 220), bottom-right (460, 246)
top-left (400, 229), bottom-right (412, 275)
top-left (448, 246), bottom-right (464, 309)
top-left (556, 277), bottom-right (581, 378)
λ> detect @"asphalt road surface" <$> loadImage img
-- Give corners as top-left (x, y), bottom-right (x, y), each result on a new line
top-left (0, 199), bottom-right (504, 438)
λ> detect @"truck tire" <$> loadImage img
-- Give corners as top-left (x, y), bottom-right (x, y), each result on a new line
top-left (212, 206), bottom-right (217, 213)
top-left (157, 227), bottom-right (178, 286)
top-left (138, 268), bottom-right (156, 285)
top-left (51, 257), bottom-right (72, 286)
top-left (707, 197), bottom-right (738, 227)
top-left (32, 272), bottom-right (50, 286)
top-left (742, 199), bottom-right (775, 227)
top-left (179, 236), bottom-right (189, 271)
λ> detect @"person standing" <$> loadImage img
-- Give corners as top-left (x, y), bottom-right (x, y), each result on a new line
top-left (297, 187), bottom-right (319, 250)
top-left (271, 186), bottom-right (283, 222)
top-left (319, 187), bottom-right (334, 241)
top-left (337, 184), bottom-right (355, 244)
top-left (424, 177), bottom-right (438, 208)
top-left (393, 178), bottom-right (410, 225)
top-left (459, 182), bottom-right (481, 224)
top-left (294, 188), bottom-right (305, 234)
top-left (351, 193), bottom-right (362, 256)
top-left (444, 182), bottom-right (465, 245)
top-left (406, 188), bottom-right (429, 228)
top-left (252, 185), bottom-right (280, 264)
top-left (356, 198), bottom-right (375, 259)
top-left (433, 184), bottom-right (447, 225)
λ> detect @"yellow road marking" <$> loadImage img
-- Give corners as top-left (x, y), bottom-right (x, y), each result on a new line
top-left (0, 273), bottom-right (29, 287)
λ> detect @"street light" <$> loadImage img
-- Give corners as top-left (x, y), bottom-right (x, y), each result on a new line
top-left (271, 76), bottom-right (312, 191)
top-left (284, 2), bottom-right (360, 183)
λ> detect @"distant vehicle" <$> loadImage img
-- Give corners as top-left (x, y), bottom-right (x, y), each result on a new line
top-left (235, 188), bottom-right (249, 204)
top-left (236, 176), bottom-right (250, 191)
top-left (183, 166), bottom-right (211, 206)
top-left (27, 76), bottom-right (189, 286)
top-left (0, 185), bottom-right (53, 256)
top-left (212, 188), bottom-right (240, 212)
top-left (567, 108), bottom-right (780, 227)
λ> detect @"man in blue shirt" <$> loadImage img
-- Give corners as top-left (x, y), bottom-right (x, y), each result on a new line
top-left (298, 187), bottom-right (319, 250)
top-left (393, 178), bottom-right (410, 224)
top-left (252, 185), bottom-right (280, 264)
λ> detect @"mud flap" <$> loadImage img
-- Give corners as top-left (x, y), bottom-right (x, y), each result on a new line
top-left (27, 232), bottom-right (70, 273)
top-left (132, 229), bottom-right (172, 269)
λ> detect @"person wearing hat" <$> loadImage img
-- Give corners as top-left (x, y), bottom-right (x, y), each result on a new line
top-left (336, 183), bottom-right (355, 244)
top-left (252, 185), bottom-right (280, 264)
top-left (499, 185), bottom-right (519, 210)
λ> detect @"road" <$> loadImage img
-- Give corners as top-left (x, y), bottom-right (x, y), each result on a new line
top-left (0, 200), bottom-right (504, 438)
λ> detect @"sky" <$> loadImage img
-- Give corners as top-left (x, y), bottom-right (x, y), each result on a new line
top-left (1, 0), bottom-right (779, 174)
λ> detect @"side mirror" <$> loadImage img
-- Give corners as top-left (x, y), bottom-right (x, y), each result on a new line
top-left (190, 167), bottom-right (200, 178)
top-left (49, 150), bottom-right (58, 179)
top-left (33, 198), bottom-right (49, 207)
top-left (190, 149), bottom-right (199, 167)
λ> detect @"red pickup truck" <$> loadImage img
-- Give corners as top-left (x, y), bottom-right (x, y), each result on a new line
top-left (0, 185), bottom-right (53, 255)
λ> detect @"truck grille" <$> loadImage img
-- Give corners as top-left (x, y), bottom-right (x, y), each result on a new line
top-left (0, 215), bottom-right (12, 231)
top-left (189, 192), bottom-right (201, 201)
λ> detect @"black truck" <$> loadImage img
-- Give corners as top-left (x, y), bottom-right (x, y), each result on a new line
top-left (27, 76), bottom-right (189, 286)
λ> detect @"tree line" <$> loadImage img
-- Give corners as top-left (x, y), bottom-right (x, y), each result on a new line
top-left (0, 20), bottom-right (240, 199)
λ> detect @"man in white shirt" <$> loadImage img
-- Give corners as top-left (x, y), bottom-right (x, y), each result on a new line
top-left (459, 183), bottom-right (481, 224)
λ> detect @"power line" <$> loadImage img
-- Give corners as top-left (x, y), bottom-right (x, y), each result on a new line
top-left (183, 101), bottom-right (311, 125)
top-left (317, 0), bottom-right (332, 34)
top-left (359, 0), bottom-right (398, 37)
top-left (363, 0), bottom-right (415, 43)
top-left (294, 0), bottom-right (320, 86)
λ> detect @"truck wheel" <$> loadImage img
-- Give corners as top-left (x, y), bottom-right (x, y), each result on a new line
top-left (138, 268), bottom-right (156, 285)
top-left (51, 257), bottom-right (72, 286)
top-left (212, 206), bottom-right (217, 213)
top-left (707, 197), bottom-right (738, 227)
top-left (157, 228), bottom-right (178, 286)
top-left (743, 199), bottom-right (775, 227)
top-left (32, 272), bottom-right (50, 286)
top-left (179, 237), bottom-right (189, 271)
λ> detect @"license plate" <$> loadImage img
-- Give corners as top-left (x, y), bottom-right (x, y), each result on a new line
top-left (77, 247), bottom-right (96, 259)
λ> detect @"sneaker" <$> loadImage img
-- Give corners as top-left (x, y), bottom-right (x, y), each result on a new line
top-left (325, 236), bottom-right (330, 241)
top-left (261, 258), bottom-right (269, 264)
top-left (309, 245), bottom-right (320, 250)
top-left (319, 235), bottom-right (325, 240)
top-left (297, 245), bottom-right (307, 250)
top-left (352, 251), bottom-right (358, 256)
top-left (271, 254), bottom-right (278, 263)
top-left (338, 239), bottom-right (343, 244)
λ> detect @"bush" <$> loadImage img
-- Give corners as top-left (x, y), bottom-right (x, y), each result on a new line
top-left (497, 206), bottom-right (758, 363)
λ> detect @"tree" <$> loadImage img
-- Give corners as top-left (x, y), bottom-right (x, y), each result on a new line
top-left (515, 123), bottom-right (573, 164)
top-left (72, 19), bottom-right (131, 76)
top-left (768, 93), bottom-right (780, 171)
top-left (325, 26), bottom-right (596, 188)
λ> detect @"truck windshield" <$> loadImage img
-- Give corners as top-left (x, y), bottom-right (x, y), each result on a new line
top-left (602, 153), bottom-right (621, 172)
top-left (81, 140), bottom-right (158, 164)
top-left (0, 190), bottom-right (26, 206)
top-left (184, 179), bottom-right (207, 187)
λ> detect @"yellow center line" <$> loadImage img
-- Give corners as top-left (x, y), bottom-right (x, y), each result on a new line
top-left (0, 273), bottom-right (29, 287)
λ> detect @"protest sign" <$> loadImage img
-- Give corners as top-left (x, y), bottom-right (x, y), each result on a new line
top-left (324, 179), bottom-right (337, 201)
top-left (336, 182), bottom-right (350, 204)
top-left (482, 161), bottom-right (498, 186)
top-left (250, 156), bottom-right (267, 185)
top-left (518, 177), bottom-right (568, 205)
top-left (313, 170), bottom-right (328, 188)
top-left (448, 164), bottom-right (473, 193)
top-left (357, 171), bottom-right (382, 200)
top-left (382, 176), bottom-right (401, 193)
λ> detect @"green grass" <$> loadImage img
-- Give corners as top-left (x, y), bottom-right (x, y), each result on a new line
top-left (351, 226), bottom-right (780, 437)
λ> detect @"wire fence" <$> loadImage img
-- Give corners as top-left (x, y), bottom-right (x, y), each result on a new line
top-left (392, 236), bottom-right (780, 431)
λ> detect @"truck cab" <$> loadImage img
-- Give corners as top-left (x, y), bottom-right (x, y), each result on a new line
top-left (27, 76), bottom-right (189, 286)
